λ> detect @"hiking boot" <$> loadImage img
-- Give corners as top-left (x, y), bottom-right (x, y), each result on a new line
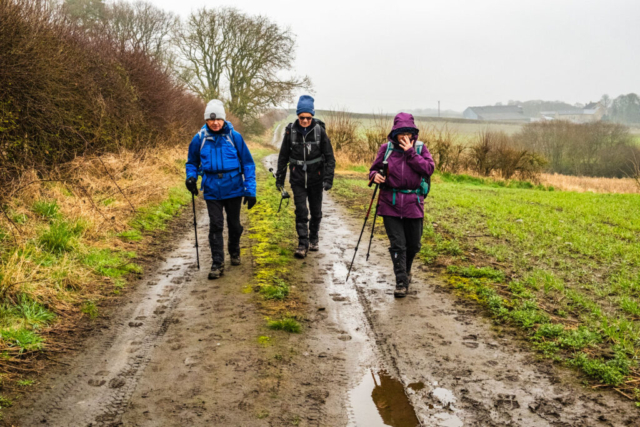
top-left (208, 264), bottom-right (224, 280)
top-left (294, 245), bottom-right (308, 259)
top-left (394, 284), bottom-right (407, 298)
top-left (309, 240), bottom-right (319, 252)
top-left (230, 255), bottom-right (241, 266)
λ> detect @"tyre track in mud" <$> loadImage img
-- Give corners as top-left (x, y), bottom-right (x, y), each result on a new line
top-left (16, 209), bottom-right (204, 426)
top-left (263, 150), bottom-right (637, 426)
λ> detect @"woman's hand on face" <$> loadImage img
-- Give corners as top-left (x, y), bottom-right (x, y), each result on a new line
top-left (373, 173), bottom-right (386, 184)
top-left (399, 135), bottom-right (413, 151)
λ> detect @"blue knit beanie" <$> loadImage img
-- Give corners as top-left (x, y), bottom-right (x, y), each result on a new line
top-left (296, 95), bottom-right (315, 116)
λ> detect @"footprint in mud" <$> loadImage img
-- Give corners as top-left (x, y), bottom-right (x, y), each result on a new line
top-left (495, 394), bottom-right (520, 410)
top-left (338, 334), bottom-right (352, 341)
top-left (146, 281), bottom-right (158, 287)
top-left (135, 316), bottom-right (147, 320)
top-left (462, 342), bottom-right (479, 349)
top-left (331, 295), bottom-right (349, 302)
top-left (88, 379), bottom-right (106, 387)
top-left (462, 334), bottom-right (478, 341)
top-left (109, 377), bottom-right (126, 389)
top-left (128, 321), bottom-right (143, 327)
top-left (170, 277), bottom-right (185, 285)
top-left (485, 360), bottom-right (499, 367)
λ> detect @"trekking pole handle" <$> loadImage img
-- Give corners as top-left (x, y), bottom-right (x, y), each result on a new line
top-left (368, 163), bottom-right (387, 188)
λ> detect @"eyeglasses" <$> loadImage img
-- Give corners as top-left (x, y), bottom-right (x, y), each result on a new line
top-left (299, 116), bottom-right (313, 122)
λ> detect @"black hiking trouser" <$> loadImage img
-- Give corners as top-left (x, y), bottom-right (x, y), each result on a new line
top-left (291, 183), bottom-right (323, 248)
top-left (383, 216), bottom-right (423, 286)
top-left (206, 197), bottom-right (243, 267)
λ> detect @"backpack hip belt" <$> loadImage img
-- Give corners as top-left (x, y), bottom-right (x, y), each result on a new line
top-left (289, 157), bottom-right (323, 166)
top-left (204, 168), bottom-right (241, 179)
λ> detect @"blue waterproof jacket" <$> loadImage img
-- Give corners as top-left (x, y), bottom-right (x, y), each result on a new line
top-left (186, 122), bottom-right (256, 200)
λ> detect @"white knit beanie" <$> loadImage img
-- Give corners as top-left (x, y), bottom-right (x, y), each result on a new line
top-left (204, 99), bottom-right (226, 121)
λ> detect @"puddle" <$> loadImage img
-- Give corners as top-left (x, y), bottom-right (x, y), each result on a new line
top-left (349, 370), bottom-right (420, 427)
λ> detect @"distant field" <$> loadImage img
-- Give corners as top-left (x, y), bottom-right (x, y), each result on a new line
top-left (303, 110), bottom-right (523, 143)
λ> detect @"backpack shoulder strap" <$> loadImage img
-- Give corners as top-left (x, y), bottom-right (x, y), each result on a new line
top-left (289, 123), bottom-right (298, 145)
top-left (415, 140), bottom-right (424, 155)
top-left (383, 142), bottom-right (394, 161)
top-left (313, 124), bottom-right (321, 145)
top-left (199, 128), bottom-right (208, 151)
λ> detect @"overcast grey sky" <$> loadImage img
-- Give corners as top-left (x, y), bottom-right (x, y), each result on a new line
top-left (150, 0), bottom-right (639, 113)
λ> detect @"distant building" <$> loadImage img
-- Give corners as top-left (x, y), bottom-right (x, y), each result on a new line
top-left (462, 105), bottom-right (529, 122)
top-left (536, 102), bottom-right (606, 123)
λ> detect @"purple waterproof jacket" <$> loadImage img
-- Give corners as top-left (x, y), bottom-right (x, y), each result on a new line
top-left (368, 113), bottom-right (435, 219)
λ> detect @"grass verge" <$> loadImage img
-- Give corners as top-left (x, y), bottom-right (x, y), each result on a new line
top-left (246, 144), bottom-right (304, 336)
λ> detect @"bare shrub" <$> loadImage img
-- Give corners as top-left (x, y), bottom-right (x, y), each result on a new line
top-left (326, 109), bottom-right (360, 151)
top-left (426, 125), bottom-right (465, 173)
top-left (627, 148), bottom-right (640, 190)
top-left (363, 113), bottom-right (392, 161)
top-left (469, 130), bottom-right (547, 180)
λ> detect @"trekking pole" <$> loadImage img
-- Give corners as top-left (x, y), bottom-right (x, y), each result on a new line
top-left (191, 192), bottom-right (200, 270)
top-left (268, 167), bottom-right (290, 213)
top-left (346, 173), bottom-right (381, 282)
top-left (366, 162), bottom-right (388, 261)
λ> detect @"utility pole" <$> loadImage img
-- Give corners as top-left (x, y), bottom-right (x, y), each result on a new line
top-left (438, 101), bottom-right (440, 118)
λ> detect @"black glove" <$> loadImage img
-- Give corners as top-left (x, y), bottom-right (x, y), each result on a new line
top-left (275, 181), bottom-right (284, 190)
top-left (185, 177), bottom-right (198, 196)
top-left (243, 196), bottom-right (257, 210)
top-left (323, 182), bottom-right (332, 191)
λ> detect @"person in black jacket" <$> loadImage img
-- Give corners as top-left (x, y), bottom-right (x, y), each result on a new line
top-left (276, 95), bottom-right (335, 258)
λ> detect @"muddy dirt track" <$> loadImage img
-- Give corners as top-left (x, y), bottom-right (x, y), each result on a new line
top-left (7, 153), bottom-right (638, 426)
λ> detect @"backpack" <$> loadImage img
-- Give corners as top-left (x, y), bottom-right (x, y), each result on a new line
top-left (383, 140), bottom-right (431, 204)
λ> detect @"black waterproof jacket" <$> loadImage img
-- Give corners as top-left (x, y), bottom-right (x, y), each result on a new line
top-left (276, 119), bottom-right (335, 188)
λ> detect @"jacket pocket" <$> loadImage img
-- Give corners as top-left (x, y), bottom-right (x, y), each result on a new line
top-left (221, 142), bottom-right (240, 171)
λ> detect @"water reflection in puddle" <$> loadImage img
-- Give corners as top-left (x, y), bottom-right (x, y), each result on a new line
top-left (349, 369), bottom-right (419, 427)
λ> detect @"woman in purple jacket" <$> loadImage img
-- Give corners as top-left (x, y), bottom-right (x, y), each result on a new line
top-left (369, 113), bottom-right (435, 298)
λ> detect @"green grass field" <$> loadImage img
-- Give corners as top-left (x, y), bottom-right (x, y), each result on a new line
top-left (332, 172), bottom-right (640, 402)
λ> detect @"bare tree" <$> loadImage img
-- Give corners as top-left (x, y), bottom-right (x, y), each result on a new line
top-left (64, 0), bottom-right (105, 27)
top-left (225, 13), bottom-right (310, 120)
top-left (175, 7), bottom-right (309, 121)
top-left (325, 109), bottom-right (359, 151)
top-left (103, 1), bottom-right (178, 65)
top-left (174, 7), bottom-right (236, 100)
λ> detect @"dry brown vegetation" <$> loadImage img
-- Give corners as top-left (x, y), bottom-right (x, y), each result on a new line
top-left (539, 173), bottom-right (640, 194)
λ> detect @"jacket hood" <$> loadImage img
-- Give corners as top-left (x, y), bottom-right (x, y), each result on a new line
top-left (388, 112), bottom-right (418, 142)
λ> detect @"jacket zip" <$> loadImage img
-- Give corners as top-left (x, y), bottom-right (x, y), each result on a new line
top-left (302, 129), bottom-right (308, 188)
top-left (400, 152), bottom-right (405, 219)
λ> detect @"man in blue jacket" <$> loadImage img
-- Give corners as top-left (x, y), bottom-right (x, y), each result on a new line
top-left (185, 100), bottom-right (257, 279)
